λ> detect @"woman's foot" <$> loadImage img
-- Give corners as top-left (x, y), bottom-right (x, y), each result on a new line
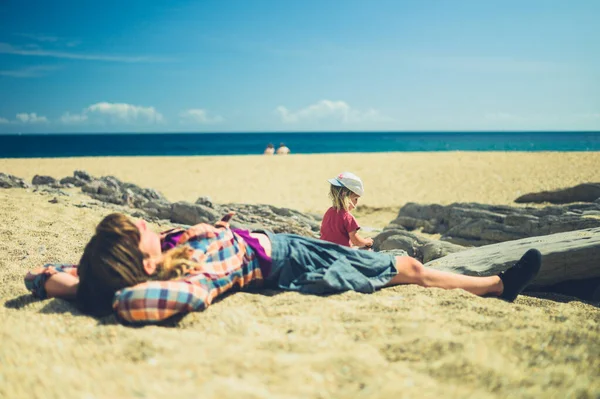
top-left (498, 249), bottom-right (542, 302)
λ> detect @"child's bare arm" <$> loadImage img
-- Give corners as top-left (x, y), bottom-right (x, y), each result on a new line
top-left (349, 230), bottom-right (373, 248)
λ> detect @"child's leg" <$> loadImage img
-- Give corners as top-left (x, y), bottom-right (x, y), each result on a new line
top-left (385, 256), bottom-right (503, 296)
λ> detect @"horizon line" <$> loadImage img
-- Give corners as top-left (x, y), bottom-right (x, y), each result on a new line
top-left (1, 130), bottom-right (600, 135)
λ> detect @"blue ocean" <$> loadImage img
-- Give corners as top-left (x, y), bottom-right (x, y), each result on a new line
top-left (1, 131), bottom-right (599, 158)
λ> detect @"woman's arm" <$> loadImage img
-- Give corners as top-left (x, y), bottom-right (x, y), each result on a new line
top-left (25, 264), bottom-right (79, 300)
top-left (44, 273), bottom-right (79, 299)
top-left (176, 212), bottom-right (236, 245)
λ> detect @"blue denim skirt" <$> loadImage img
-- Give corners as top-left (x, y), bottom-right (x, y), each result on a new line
top-left (264, 232), bottom-right (397, 295)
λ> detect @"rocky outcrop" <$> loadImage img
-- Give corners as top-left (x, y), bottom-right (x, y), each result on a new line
top-left (387, 202), bottom-right (600, 246)
top-left (425, 227), bottom-right (600, 295)
top-left (0, 173), bottom-right (29, 188)
top-left (80, 175), bottom-right (169, 208)
top-left (0, 170), bottom-right (321, 237)
top-left (32, 175), bottom-right (57, 186)
top-left (59, 170), bottom-right (93, 187)
top-left (170, 201), bottom-right (221, 225)
top-left (515, 183), bottom-right (600, 204)
top-left (219, 203), bottom-right (320, 236)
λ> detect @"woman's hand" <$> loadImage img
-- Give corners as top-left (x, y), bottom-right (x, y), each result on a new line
top-left (220, 211), bottom-right (236, 223)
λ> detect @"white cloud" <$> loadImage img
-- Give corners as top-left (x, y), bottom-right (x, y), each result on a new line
top-left (0, 42), bottom-right (170, 63)
top-left (16, 112), bottom-right (48, 123)
top-left (60, 112), bottom-right (88, 124)
top-left (179, 109), bottom-right (224, 124)
top-left (58, 102), bottom-right (164, 125)
top-left (15, 33), bottom-right (59, 43)
top-left (276, 100), bottom-right (389, 124)
top-left (87, 102), bottom-right (163, 123)
top-left (0, 65), bottom-right (59, 78)
top-left (0, 117), bottom-right (9, 124)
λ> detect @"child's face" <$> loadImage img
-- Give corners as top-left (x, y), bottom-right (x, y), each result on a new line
top-left (349, 193), bottom-right (360, 210)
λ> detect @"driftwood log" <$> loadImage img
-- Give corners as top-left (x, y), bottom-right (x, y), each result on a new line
top-left (424, 227), bottom-right (600, 300)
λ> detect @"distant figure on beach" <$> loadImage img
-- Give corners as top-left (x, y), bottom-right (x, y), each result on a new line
top-left (276, 143), bottom-right (290, 155)
top-left (24, 211), bottom-right (542, 325)
top-left (263, 143), bottom-right (275, 155)
top-left (320, 172), bottom-right (373, 248)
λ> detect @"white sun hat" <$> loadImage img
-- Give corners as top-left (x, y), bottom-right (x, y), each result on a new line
top-left (328, 171), bottom-right (364, 196)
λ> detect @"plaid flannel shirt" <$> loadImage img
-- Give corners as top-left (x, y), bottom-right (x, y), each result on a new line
top-left (113, 220), bottom-right (264, 324)
top-left (25, 220), bottom-right (264, 325)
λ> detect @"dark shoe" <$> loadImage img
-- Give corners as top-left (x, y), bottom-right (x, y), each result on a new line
top-left (498, 249), bottom-right (542, 302)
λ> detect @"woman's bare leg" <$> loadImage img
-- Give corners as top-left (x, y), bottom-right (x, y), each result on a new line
top-left (385, 256), bottom-right (503, 296)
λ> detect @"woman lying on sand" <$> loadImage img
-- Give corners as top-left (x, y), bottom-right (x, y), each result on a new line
top-left (25, 212), bottom-right (542, 325)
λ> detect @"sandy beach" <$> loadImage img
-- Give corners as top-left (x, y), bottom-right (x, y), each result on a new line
top-left (2, 151), bottom-right (600, 227)
top-left (1, 152), bottom-right (599, 398)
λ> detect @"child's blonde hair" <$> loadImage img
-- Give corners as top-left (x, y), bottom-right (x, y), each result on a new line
top-left (329, 185), bottom-right (355, 211)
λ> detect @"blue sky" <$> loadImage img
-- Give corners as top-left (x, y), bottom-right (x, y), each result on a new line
top-left (0, 0), bottom-right (598, 133)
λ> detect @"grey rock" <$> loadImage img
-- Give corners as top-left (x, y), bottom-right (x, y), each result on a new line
top-left (515, 183), bottom-right (600, 204)
top-left (59, 170), bottom-right (93, 187)
top-left (59, 176), bottom-right (83, 187)
top-left (425, 227), bottom-right (600, 288)
top-left (171, 201), bottom-right (220, 225)
top-left (373, 228), bottom-right (410, 249)
top-left (195, 196), bottom-right (213, 208)
top-left (53, 171), bottom-right (324, 238)
top-left (79, 175), bottom-right (168, 209)
top-left (59, 176), bottom-right (86, 187)
top-left (380, 235), bottom-right (420, 257)
top-left (306, 212), bottom-right (323, 221)
top-left (82, 178), bottom-right (125, 206)
top-left (121, 183), bottom-right (168, 204)
top-left (0, 173), bottom-right (29, 188)
top-left (142, 200), bottom-right (172, 220)
top-left (374, 229), bottom-right (465, 263)
top-left (32, 175), bottom-right (57, 185)
top-left (216, 203), bottom-right (320, 237)
top-left (379, 249), bottom-right (409, 257)
top-left (74, 170), bottom-right (93, 182)
top-left (82, 181), bottom-right (102, 194)
top-left (420, 241), bottom-right (465, 264)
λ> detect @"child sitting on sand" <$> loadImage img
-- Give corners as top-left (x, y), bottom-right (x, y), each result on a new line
top-left (320, 172), bottom-right (374, 248)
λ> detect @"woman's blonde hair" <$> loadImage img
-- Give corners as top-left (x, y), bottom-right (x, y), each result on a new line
top-left (329, 184), bottom-right (355, 211)
top-left (77, 213), bottom-right (202, 316)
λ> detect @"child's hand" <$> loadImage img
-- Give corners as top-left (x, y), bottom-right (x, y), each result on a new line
top-left (365, 238), bottom-right (374, 248)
